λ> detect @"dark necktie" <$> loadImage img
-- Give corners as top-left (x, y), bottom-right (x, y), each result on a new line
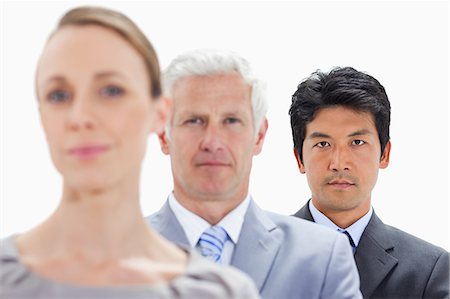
top-left (339, 230), bottom-right (357, 254)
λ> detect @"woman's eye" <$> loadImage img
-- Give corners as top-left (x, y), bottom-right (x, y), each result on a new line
top-left (352, 140), bottom-right (366, 146)
top-left (47, 90), bottom-right (71, 103)
top-left (316, 141), bottom-right (330, 148)
top-left (100, 85), bottom-right (124, 98)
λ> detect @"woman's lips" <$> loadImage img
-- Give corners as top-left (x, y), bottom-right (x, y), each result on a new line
top-left (68, 145), bottom-right (110, 159)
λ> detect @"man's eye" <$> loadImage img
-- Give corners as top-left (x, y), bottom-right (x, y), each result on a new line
top-left (100, 85), bottom-right (124, 98)
top-left (316, 141), bottom-right (330, 148)
top-left (185, 118), bottom-right (204, 125)
top-left (352, 140), bottom-right (366, 146)
top-left (224, 117), bottom-right (240, 124)
top-left (47, 90), bottom-right (71, 103)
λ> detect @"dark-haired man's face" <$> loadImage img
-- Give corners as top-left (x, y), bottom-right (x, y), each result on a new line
top-left (295, 106), bottom-right (390, 224)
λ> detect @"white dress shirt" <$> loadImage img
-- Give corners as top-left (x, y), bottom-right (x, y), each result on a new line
top-left (168, 192), bottom-right (250, 265)
top-left (309, 200), bottom-right (373, 248)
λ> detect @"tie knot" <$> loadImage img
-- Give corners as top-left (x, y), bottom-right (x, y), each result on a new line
top-left (197, 226), bottom-right (229, 262)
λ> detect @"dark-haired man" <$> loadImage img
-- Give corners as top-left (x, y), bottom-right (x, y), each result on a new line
top-left (289, 67), bottom-right (449, 298)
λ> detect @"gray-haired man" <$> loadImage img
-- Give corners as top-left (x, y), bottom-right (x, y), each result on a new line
top-left (146, 49), bottom-right (362, 299)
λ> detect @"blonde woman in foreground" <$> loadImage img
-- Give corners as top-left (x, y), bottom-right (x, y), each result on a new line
top-left (0, 6), bottom-right (259, 299)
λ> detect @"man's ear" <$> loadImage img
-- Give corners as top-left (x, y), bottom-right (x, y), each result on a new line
top-left (294, 148), bottom-right (306, 174)
top-left (152, 96), bottom-right (172, 135)
top-left (253, 118), bottom-right (268, 155)
top-left (379, 140), bottom-right (391, 169)
top-left (158, 131), bottom-right (170, 155)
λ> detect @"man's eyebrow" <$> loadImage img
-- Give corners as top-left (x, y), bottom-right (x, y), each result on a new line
top-left (176, 110), bottom-right (206, 119)
top-left (348, 129), bottom-right (372, 137)
top-left (308, 132), bottom-right (331, 139)
top-left (307, 129), bottom-right (373, 139)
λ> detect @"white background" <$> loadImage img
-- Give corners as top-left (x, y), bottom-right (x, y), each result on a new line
top-left (1, 1), bottom-right (448, 250)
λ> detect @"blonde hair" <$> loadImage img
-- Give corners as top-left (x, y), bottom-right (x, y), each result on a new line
top-left (56, 6), bottom-right (161, 98)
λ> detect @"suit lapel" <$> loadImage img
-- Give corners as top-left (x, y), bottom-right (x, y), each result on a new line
top-left (294, 202), bottom-right (399, 298)
top-left (151, 199), bottom-right (284, 292)
top-left (231, 200), bottom-right (283, 292)
top-left (355, 213), bottom-right (398, 298)
top-left (148, 201), bottom-right (190, 246)
top-left (293, 201), bottom-right (314, 221)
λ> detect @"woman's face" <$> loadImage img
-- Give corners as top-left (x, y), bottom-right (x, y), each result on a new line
top-left (36, 25), bottom-right (167, 191)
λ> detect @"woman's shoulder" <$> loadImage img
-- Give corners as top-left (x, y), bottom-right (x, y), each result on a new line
top-left (0, 235), bottom-right (41, 297)
top-left (0, 239), bottom-right (260, 298)
top-left (0, 235), bottom-right (24, 278)
top-left (171, 250), bottom-right (260, 298)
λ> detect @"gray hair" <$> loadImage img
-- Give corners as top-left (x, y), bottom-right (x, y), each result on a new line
top-left (163, 49), bottom-right (268, 136)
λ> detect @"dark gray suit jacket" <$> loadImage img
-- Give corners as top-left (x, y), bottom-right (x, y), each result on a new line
top-left (294, 202), bottom-right (449, 299)
top-left (147, 199), bottom-right (362, 299)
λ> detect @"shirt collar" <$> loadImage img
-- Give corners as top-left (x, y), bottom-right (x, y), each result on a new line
top-left (309, 200), bottom-right (372, 247)
top-left (168, 192), bottom-right (250, 247)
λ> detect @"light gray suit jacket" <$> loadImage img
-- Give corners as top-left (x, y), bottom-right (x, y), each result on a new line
top-left (147, 199), bottom-right (362, 299)
top-left (294, 202), bottom-right (450, 298)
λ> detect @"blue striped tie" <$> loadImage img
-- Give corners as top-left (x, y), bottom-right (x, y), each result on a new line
top-left (196, 226), bottom-right (228, 262)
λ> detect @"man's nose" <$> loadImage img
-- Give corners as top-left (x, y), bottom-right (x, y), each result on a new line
top-left (200, 123), bottom-right (224, 152)
top-left (329, 147), bottom-right (352, 172)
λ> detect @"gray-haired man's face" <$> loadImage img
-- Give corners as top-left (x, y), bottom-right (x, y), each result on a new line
top-left (159, 72), bottom-right (267, 206)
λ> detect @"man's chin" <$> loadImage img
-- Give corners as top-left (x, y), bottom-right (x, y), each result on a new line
top-left (330, 199), bottom-right (364, 212)
top-left (193, 184), bottom-right (236, 201)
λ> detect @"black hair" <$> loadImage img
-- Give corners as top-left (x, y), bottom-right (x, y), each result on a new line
top-left (289, 67), bottom-right (391, 162)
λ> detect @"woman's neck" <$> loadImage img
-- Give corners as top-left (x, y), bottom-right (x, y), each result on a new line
top-left (15, 180), bottom-right (187, 286)
top-left (19, 180), bottom-right (154, 261)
